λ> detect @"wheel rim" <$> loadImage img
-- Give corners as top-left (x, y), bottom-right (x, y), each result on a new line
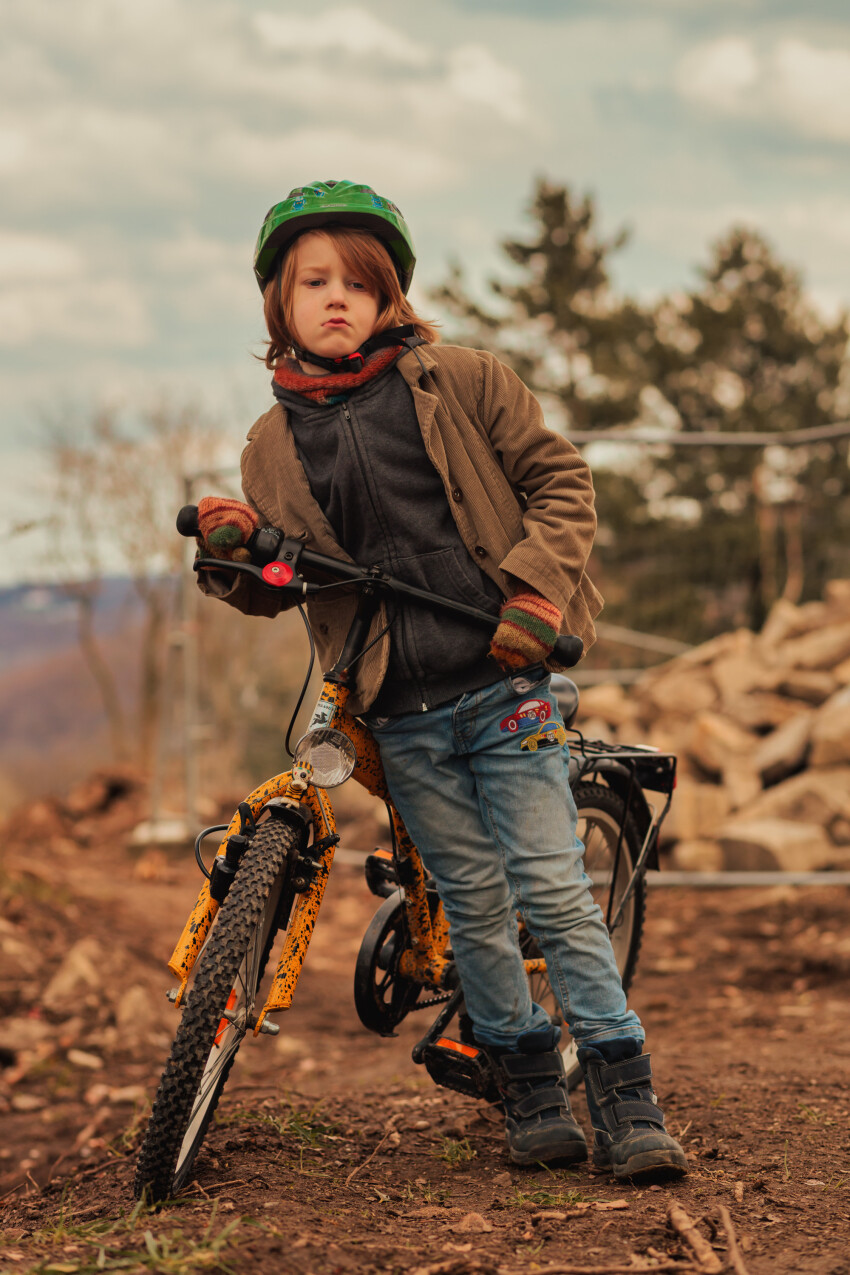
top-left (173, 875), bottom-right (284, 1186)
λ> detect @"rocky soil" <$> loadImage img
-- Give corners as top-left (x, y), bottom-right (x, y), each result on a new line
top-left (1, 769), bottom-right (849, 1274)
top-left (579, 579), bottom-right (850, 874)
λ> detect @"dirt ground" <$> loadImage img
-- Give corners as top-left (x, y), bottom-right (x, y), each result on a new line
top-left (2, 777), bottom-right (850, 1275)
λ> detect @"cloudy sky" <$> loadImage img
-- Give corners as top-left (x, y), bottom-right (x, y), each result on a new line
top-left (4, 0), bottom-right (850, 579)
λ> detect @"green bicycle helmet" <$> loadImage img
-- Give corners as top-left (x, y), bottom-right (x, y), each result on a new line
top-left (253, 180), bottom-right (416, 294)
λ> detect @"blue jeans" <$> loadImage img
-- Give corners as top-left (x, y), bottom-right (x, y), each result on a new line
top-left (363, 668), bottom-right (644, 1050)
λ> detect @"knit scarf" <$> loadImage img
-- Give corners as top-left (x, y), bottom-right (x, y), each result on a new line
top-left (272, 345), bottom-right (403, 405)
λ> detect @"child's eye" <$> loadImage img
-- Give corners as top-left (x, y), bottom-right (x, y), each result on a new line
top-left (304, 277), bottom-right (324, 287)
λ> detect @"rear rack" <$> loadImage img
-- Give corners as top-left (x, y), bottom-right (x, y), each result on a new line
top-left (568, 731), bottom-right (677, 797)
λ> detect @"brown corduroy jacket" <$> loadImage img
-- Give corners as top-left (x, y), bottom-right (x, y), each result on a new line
top-left (200, 343), bottom-right (603, 715)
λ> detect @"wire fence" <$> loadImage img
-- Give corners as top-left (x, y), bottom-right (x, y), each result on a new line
top-left (571, 419), bottom-right (850, 682)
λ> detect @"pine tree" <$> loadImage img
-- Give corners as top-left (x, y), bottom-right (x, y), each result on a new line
top-left (646, 227), bottom-right (850, 631)
top-left (431, 180), bottom-right (653, 432)
top-left (433, 186), bottom-right (850, 647)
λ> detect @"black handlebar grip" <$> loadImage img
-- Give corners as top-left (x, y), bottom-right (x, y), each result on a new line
top-left (552, 635), bottom-right (584, 668)
top-left (176, 504), bottom-right (200, 537)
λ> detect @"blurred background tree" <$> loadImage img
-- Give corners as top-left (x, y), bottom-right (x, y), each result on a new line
top-left (432, 181), bottom-right (850, 652)
top-left (432, 180), bottom-right (653, 433)
top-left (45, 402), bottom-right (227, 776)
top-left (645, 228), bottom-right (850, 632)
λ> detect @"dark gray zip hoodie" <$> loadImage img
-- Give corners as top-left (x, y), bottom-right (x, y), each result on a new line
top-left (272, 362), bottom-right (505, 715)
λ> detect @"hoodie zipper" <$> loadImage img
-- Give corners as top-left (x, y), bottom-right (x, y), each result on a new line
top-left (339, 402), bottom-right (429, 709)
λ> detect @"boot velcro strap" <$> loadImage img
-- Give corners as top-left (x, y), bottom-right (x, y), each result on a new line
top-left (510, 1088), bottom-right (569, 1119)
top-left (613, 1099), bottom-right (665, 1126)
top-left (499, 1053), bottom-right (564, 1081)
top-left (595, 1054), bottom-right (652, 1093)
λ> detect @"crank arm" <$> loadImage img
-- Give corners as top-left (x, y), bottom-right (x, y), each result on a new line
top-left (411, 985), bottom-right (466, 1064)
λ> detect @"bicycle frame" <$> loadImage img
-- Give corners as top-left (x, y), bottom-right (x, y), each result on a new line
top-left (168, 664), bottom-right (459, 1037)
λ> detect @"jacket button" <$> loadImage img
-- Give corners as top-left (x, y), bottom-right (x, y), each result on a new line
top-left (474, 545), bottom-right (487, 558)
top-left (451, 487), bottom-right (463, 502)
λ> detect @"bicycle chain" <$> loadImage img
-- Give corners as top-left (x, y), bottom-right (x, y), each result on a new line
top-left (409, 991), bottom-right (454, 1011)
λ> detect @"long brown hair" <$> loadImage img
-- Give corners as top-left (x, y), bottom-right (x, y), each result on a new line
top-left (262, 226), bottom-right (439, 368)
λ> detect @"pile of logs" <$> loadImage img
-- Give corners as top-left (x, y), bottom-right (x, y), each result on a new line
top-left (578, 580), bottom-right (850, 871)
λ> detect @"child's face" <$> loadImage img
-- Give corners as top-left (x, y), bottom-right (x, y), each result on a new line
top-left (289, 232), bottom-right (379, 360)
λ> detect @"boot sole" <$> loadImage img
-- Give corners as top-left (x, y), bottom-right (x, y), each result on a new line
top-left (610, 1149), bottom-right (689, 1181)
top-left (509, 1140), bottom-right (588, 1167)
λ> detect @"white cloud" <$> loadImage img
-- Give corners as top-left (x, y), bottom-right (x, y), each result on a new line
top-left (771, 38), bottom-right (850, 142)
top-left (0, 126), bottom-right (28, 174)
top-left (149, 230), bottom-right (257, 322)
top-left (675, 36), bottom-right (758, 111)
top-left (1, 4), bottom-right (529, 221)
top-left (211, 126), bottom-right (458, 192)
top-left (444, 45), bottom-right (528, 124)
top-left (0, 106), bottom-right (196, 208)
top-left (0, 277), bottom-right (151, 348)
top-left (0, 232), bottom-right (84, 283)
top-left (778, 196), bottom-right (850, 249)
top-left (252, 6), bottom-right (429, 66)
top-left (150, 229), bottom-right (247, 276)
top-left (675, 35), bottom-right (850, 142)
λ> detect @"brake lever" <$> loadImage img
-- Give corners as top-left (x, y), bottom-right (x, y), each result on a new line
top-left (193, 557), bottom-right (310, 595)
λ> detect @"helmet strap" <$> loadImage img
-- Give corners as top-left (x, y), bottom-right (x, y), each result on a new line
top-left (290, 324), bottom-right (417, 375)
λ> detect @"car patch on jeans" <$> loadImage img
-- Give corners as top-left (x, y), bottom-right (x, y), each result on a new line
top-left (499, 698), bottom-right (551, 733)
top-left (520, 723), bottom-right (567, 752)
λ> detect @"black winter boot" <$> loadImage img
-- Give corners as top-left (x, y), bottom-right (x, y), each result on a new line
top-left (578, 1038), bottom-right (688, 1181)
top-left (488, 1026), bottom-right (588, 1167)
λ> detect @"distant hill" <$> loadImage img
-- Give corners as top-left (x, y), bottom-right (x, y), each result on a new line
top-left (0, 580), bottom-right (145, 804)
top-left (0, 578), bottom-right (141, 674)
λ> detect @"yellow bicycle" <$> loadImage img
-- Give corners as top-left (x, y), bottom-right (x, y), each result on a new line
top-left (133, 509), bottom-right (675, 1201)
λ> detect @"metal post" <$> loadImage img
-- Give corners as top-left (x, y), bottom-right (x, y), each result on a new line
top-left (182, 474), bottom-right (200, 832)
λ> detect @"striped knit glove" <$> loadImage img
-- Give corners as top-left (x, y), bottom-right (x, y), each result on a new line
top-left (489, 591), bottom-right (563, 672)
top-left (196, 496), bottom-right (258, 562)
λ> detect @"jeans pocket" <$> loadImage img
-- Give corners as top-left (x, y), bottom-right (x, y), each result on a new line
top-left (509, 664), bottom-right (550, 695)
top-left (360, 713), bottom-right (391, 731)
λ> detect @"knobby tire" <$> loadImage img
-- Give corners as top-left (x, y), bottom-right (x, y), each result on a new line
top-left (134, 818), bottom-right (298, 1201)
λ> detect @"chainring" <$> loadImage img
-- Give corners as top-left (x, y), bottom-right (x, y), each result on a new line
top-left (353, 891), bottom-right (441, 1036)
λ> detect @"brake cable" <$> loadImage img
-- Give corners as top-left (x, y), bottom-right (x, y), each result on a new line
top-left (283, 602), bottom-right (317, 759)
top-left (281, 583), bottom-right (398, 757)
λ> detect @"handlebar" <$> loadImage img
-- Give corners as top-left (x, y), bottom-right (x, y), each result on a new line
top-left (179, 504), bottom-right (584, 668)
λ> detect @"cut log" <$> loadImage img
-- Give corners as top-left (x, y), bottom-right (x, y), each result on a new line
top-left (751, 712), bottom-right (813, 785)
top-left (769, 669), bottom-right (837, 705)
top-left (686, 712), bottom-right (758, 778)
top-left (662, 778), bottom-right (730, 843)
top-left (779, 621), bottom-right (850, 672)
top-left (717, 817), bottom-right (845, 872)
top-left (810, 687), bottom-right (850, 767)
top-left (643, 669), bottom-right (717, 716)
top-left (741, 767), bottom-right (850, 831)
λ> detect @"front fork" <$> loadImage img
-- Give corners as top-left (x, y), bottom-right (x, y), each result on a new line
top-left (166, 678), bottom-right (453, 1026)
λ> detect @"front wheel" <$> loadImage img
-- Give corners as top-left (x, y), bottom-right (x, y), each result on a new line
top-left (134, 818), bottom-right (299, 1201)
top-left (521, 781), bottom-right (646, 1090)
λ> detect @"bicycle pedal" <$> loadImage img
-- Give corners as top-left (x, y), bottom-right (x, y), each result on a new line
top-left (364, 849), bottom-right (399, 898)
top-left (420, 1036), bottom-right (497, 1100)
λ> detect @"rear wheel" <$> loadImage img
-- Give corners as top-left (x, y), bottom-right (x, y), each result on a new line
top-left (134, 818), bottom-right (299, 1201)
top-left (520, 781), bottom-right (646, 1089)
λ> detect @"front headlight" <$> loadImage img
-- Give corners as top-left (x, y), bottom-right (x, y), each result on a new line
top-left (293, 728), bottom-right (357, 788)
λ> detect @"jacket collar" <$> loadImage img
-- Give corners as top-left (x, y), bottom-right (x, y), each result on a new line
top-left (396, 343), bottom-right (438, 386)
